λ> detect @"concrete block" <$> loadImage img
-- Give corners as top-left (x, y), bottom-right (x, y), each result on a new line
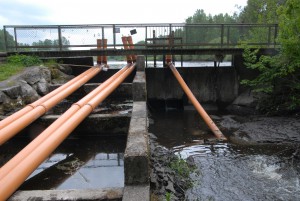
top-left (132, 71), bottom-right (146, 101)
top-left (124, 101), bottom-right (149, 185)
top-left (136, 55), bottom-right (145, 71)
top-left (9, 188), bottom-right (123, 201)
top-left (122, 185), bottom-right (150, 201)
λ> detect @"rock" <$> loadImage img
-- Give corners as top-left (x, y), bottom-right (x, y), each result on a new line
top-left (0, 91), bottom-right (8, 103)
top-left (36, 78), bottom-right (49, 95)
top-left (51, 70), bottom-right (74, 84)
top-left (20, 67), bottom-right (43, 85)
top-left (1, 85), bottom-right (21, 99)
top-left (40, 67), bottom-right (51, 82)
top-left (19, 66), bottom-right (51, 86)
top-left (18, 81), bottom-right (40, 104)
top-left (58, 64), bottom-right (72, 75)
top-left (2, 97), bottom-right (24, 115)
top-left (227, 89), bottom-right (261, 115)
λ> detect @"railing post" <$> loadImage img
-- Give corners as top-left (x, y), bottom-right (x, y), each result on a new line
top-left (227, 25), bottom-right (230, 47)
top-left (113, 24), bottom-right (116, 49)
top-left (274, 24), bottom-right (278, 47)
top-left (268, 25), bottom-right (272, 47)
top-left (14, 27), bottom-right (18, 52)
top-left (221, 24), bottom-right (224, 48)
top-left (58, 26), bottom-right (62, 51)
top-left (3, 26), bottom-right (8, 52)
top-left (102, 27), bottom-right (104, 41)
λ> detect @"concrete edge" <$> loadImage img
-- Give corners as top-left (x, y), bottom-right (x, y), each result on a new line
top-left (9, 187), bottom-right (123, 201)
top-left (122, 185), bottom-right (150, 201)
top-left (124, 101), bottom-right (149, 185)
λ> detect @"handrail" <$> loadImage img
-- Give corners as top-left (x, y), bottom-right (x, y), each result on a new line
top-left (3, 23), bottom-right (279, 52)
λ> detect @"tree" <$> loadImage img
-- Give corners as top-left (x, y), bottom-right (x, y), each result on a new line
top-left (241, 0), bottom-right (300, 114)
top-left (239, 0), bottom-right (286, 23)
top-left (0, 29), bottom-right (15, 52)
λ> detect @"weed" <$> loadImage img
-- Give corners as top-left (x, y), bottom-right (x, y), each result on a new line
top-left (165, 192), bottom-right (172, 201)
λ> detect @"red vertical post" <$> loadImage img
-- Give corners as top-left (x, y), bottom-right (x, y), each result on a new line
top-left (96, 39), bottom-right (102, 65)
top-left (122, 36), bottom-right (132, 63)
top-left (127, 36), bottom-right (136, 62)
top-left (102, 39), bottom-right (108, 66)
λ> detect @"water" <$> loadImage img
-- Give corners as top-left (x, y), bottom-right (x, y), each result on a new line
top-left (148, 110), bottom-right (300, 201)
top-left (146, 61), bottom-right (232, 68)
top-left (0, 135), bottom-right (126, 190)
top-left (94, 60), bottom-right (232, 68)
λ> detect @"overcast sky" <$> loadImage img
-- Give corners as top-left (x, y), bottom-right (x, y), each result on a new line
top-left (0, 0), bottom-right (247, 27)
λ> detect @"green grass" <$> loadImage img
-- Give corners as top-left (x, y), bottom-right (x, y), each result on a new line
top-left (0, 63), bottom-right (25, 81)
top-left (0, 54), bottom-right (43, 81)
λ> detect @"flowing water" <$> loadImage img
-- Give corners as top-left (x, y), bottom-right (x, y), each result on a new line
top-left (148, 110), bottom-right (300, 201)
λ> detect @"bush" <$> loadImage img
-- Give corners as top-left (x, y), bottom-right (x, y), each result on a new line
top-left (7, 54), bottom-right (42, 67)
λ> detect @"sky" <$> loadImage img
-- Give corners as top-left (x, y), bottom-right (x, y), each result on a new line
top-left (0, 0), bottom-right (248, 27)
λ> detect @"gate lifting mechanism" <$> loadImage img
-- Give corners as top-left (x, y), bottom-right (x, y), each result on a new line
top-left (0, 37), bottom-right (136, 201)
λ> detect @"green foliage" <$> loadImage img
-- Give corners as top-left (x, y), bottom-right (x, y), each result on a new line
top-left (0, 54), bottom-right (43, 81)
top-left (165, 192), bottom-right (172, 201)
top-left (0, 63), bottom-right (25, 81)
top-left (0, 29), bottom-right (15, 52)
top-left (239, 0), bottom-right (286, 23)
top-left (7, 54), bottom-right (42, 67)
top-left (240, 0), bottom-right (300, 114)
top-left (169, 154), bottom-right (194, 179)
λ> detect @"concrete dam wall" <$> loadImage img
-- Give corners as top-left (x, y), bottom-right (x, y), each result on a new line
top-left (146, 66), bottom-right (239, 109)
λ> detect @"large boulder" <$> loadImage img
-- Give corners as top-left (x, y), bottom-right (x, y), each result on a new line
top-left (1, 85), bottom-right (22, 99)
top-left (20, 66), bottom-right (51, 85)
top-left (227, 89), bottom-right (260, 114)
top-left (0, 91), bottom-right (9, 103)
top-left (18, 80), bottom-right (40, 104)
top-left (51, 69), bottom-right (74, 84)
top-left (36, 78), bottom-right (49, 95)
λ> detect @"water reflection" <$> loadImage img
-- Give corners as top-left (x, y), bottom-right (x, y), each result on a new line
top-left (148, 110), bottom-right (300, 201)
top-left (0, 135), bottom-right (126, 190)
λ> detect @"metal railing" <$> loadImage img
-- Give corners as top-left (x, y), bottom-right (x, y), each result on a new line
top-left (3, 23), bottom-right (278, 52)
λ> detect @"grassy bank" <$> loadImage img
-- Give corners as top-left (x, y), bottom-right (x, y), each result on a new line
top-left (0, 54), bottom-right (42, 81)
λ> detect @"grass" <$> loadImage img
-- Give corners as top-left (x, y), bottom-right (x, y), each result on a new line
top-left (0, 63), bottom-right (25, 81)
top-left (0, 54), bottom-right (45, 81)
top-left (170, 154), bottom-right (194, 178)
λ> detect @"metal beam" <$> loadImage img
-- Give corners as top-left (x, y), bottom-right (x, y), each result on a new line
top-left (7, 48), bottom-right (278, 58)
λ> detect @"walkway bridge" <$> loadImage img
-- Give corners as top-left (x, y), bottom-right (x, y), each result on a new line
top-left (3, 23), bottom-right (278, 58)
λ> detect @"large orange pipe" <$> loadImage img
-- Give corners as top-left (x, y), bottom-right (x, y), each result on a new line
top-left (96, 39), bottom-right (102, 65)
top-left (126, 36), bottom-right (136, 62)
top-left (168, 63), bottom-right (227, 140)
top-left (0, 67), bottom-right (101, 145)
top-left (0, 65), bottom-right (130, 180)
top-left (102, 39), bottom-right (108, 65)
top-left (0, 67), bottom-right (95, 130)
top-left (121, 36), bottom-right (132, 63)
top-left (0, 64), bottom-right (135, 200)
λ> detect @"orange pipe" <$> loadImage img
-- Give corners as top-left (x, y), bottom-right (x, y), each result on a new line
top-left (126, 36), bottom-right (136, 62)
top-left (121, 36), bottom-right (132, 63)
top-left (168, 63), bottom-right (227, 140)
top-left (102, 39), bottom-right (108, 65)
top-left (0, 67), bottom-right (94, 130)
top-left (0, 65), bottom-right (130, 180)
top-left (0, 67), bottom-right (101, 145)
top-left (96, 39), bottom-right (102, 65)
top-left (0, 64), bottom-right (135, 200)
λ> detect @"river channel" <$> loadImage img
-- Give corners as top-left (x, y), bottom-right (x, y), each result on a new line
top-left (148, 109), bottom-right (300, 201)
